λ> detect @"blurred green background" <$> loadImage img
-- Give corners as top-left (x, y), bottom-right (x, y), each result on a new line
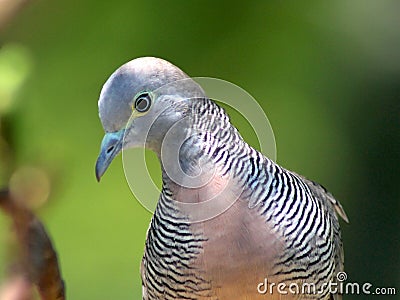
top-left (0, 1), bottom-right (399, 299)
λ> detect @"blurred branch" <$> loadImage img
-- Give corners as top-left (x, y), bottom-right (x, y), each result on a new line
top-left (0, 0), bottom-right (30, 31)
top-left (0, 3), bottom-right (66, 296)
top-left (0, 189), bottom-right (65, 300)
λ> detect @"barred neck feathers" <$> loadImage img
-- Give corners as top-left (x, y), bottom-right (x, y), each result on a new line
top-left (188, 98), bottom-right (270, 187)
top-left (189, 98), bottom-right (245, 155)
top-left (159, 97), bottom-right (270, 195)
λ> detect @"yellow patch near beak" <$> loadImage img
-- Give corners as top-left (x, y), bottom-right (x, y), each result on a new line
top-left (126, 108), bottom-right (150, 129)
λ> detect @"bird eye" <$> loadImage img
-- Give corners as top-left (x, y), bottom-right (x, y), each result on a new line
top-left (134, 93), bottom-right (152, 113)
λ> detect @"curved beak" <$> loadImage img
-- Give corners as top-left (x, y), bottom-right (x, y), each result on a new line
top-left (95, 129), bottom-right (124, 182)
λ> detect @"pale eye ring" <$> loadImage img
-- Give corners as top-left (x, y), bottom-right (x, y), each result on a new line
top-left (134, 93), bottom-right (151, 112)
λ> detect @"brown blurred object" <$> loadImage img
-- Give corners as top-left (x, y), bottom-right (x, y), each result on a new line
top-left (0, 189), bottom-right (65, 300)
top-left (0, 0), bottom-right (30, 30)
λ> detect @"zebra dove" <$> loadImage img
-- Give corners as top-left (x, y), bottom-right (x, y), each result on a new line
top-left (95, 57), bottom-right (348, 299)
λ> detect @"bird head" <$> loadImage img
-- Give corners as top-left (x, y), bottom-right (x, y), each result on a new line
top-left (95, 57), bottom-right (205, 181)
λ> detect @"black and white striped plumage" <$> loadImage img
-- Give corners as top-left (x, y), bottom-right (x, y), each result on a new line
top-left (95, 57), bottom-right (348, 300)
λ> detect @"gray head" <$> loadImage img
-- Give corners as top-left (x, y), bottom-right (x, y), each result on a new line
top-left (95, 57), bottom-right (205, 181)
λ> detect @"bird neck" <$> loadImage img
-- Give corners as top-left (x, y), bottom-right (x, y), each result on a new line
top-left (158, 98), bottom-right (270, 206)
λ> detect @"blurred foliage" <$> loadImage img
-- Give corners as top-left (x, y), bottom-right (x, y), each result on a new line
top-left (0, 1), bottom-right (399, 299)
